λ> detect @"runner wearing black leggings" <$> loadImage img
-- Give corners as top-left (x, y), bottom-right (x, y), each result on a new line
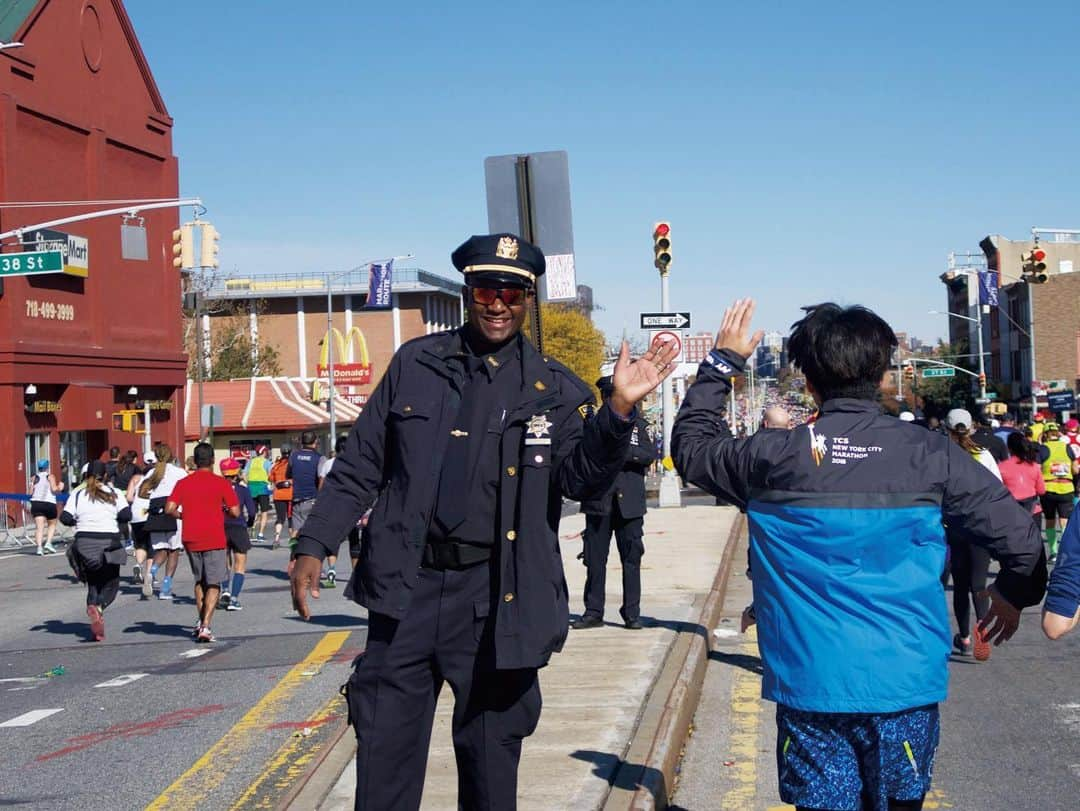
top-left (944, 409), bottom-right (1004, 661)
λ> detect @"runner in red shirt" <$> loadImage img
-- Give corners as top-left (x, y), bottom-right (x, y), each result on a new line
top-left (166, 443), bottom-right (239, 642)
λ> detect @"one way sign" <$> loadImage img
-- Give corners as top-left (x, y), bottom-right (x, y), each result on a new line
top-left (640, 312), bottom-right (691, 329)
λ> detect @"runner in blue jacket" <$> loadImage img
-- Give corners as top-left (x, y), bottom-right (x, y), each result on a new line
top-left (673, 299), bottom-right (1047, 811)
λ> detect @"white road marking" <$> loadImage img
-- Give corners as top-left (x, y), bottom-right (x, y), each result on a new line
top-left (712, 628), bottom-right (739, 639)
top-left (0, 708), bottom-right (64, 728)
top-left (94, 673), bottom-right (148, 688)
top-left (0, 677), bottom-right (46, 685)
top-left (178, 649), bottom-right (209, 659)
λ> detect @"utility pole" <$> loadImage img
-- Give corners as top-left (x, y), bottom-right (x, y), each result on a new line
top-left (326, 282), bottom-right (336, 448)
top-left (653, 222), bottom-right (680, 508)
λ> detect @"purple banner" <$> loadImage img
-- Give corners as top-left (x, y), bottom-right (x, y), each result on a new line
top-left (364, 258), bottom-right (394, 309)
top-left (978, 270), bottom-right (999, 307)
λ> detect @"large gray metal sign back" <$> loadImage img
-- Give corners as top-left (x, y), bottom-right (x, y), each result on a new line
top-left (484, 150), bottom-right (577, 302)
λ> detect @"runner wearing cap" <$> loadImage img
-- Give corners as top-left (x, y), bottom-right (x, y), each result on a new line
top-left (1040, 422), bottom-right (1077, 563)
top-left (219, 458), bottom-right (257, 611)
top-left (1063, 418), bottom-right (1080, 505)
top-left (245, 445), bottom-right (273, 543)
top-left (944, 408), bottom-right (1002, 660)
top-left (29, 458), bottom-right (63, 555)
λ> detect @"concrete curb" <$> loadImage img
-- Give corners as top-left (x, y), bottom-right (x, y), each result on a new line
top-left (604, 512), bottom-right (745, 810)
top-left (277, 716), bottom-right (354, 811)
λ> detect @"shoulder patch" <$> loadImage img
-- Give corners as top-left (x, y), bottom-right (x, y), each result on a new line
top-left (578, 403), bottom-right (595, 420)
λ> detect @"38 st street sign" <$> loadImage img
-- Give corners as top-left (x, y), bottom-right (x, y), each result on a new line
top-left (0, 250), bottom-right (64, 277)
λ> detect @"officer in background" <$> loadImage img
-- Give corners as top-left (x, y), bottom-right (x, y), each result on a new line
top-left (573, 375), bottom-right (656, 630)
top-left (289, 233), bottom-right (678, 811)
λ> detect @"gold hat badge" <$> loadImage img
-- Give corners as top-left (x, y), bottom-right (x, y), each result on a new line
top-left (496, 236), bottom-right (520, 260)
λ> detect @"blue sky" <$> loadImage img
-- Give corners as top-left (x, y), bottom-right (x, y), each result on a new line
top-left (128, 1), bottom-right (1080, 345)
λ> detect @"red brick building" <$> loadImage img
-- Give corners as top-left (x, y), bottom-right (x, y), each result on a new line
top-left (0, 0), bottom-right (185, 496)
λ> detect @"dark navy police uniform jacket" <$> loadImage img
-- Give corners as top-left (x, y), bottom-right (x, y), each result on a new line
top-left (295, 329), bottom-right (634, 670)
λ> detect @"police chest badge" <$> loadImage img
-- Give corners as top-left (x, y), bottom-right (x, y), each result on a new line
top-left (524, 413), bottom-right (553, 446)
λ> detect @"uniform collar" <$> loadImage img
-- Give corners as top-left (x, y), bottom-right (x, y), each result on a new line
top-left (454, 330), bottom-right (522, 381)
top-left (818, 398), bottom-right (884, 415)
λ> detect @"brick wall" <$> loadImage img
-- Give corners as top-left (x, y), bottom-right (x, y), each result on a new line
top-left (1032, 273), bottom-right (1080, 385)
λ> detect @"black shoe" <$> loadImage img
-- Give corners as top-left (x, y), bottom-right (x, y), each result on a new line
top-left (953, 633), bottom-right (972, 656)
top-left (624, 619), bottom-right (643, 630)
top-left (571, 615), bottom-right (603, 630)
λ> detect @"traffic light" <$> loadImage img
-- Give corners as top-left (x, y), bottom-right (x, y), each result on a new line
top-left (978, 372), bottom-right (987, 387)
top-left (903, 365), bottom-right (915, 381)
top-left (653, 222), bottom-right (672, 270)
top-left (111, 410), bottom-right (144, 432)
top-left (1022, 245), bottom-right (1048, 283)
top-left (172, 223), bottom-right (195, 270)
top-left (199, 222), bottom-right (220, 269)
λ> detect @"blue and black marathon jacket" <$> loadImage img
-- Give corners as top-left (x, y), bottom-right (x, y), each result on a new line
top-left (673, 348), bottom-right (1047, 715)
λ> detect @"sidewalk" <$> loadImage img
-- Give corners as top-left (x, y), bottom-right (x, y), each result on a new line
top-left (317, 504), bottom-right (739, 811)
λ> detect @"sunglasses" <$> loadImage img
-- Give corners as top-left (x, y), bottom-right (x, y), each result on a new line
top-left (469, 286), bottom-right (530, 307)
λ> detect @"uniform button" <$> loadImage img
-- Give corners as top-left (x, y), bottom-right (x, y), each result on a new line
top-left (618, 493), bottom-right (623, 498)
top-left (403, 405), bottom-right (412, 413)
top-left (506, 530), bottom-right (517, 541)
top-left (504, 592), bottom-right (515, 602)
top-left (507, 466), bottom-right (516, 477)
top-left (534, 454), bottom-right (544, 463)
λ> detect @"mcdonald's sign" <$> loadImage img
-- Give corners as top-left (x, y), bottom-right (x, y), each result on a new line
top-left (316, 326), bottom-right (372, 385)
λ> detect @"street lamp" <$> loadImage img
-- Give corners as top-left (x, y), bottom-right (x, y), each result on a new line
top-left (324, 254), bottom-right (413, 447)
top-left (929, 309), bottom-right (986, 401)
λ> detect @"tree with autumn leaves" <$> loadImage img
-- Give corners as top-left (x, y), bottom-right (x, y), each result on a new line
top-left (526, 304), bottom-right (607, 403)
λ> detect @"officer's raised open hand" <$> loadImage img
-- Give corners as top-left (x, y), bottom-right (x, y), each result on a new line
top-left (609, 335), bottom-right (679, 416)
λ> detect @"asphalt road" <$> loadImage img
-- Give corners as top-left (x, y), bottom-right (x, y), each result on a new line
top-left (0, 539), bottom-right (366, 809)
top-left (672, 548), bottom-right (1080, 811)
top-left (0, 491), bottom-right (709, 809)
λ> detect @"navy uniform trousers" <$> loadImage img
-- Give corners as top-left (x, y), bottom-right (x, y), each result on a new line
top-left (346, 559), bottom-right (541, 811)
top-left (581, 499), bottom-right (645, 623)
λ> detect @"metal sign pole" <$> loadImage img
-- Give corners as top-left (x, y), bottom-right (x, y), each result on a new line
top-left (514, 156), bottom-right (543, 353)
top-left (658, 264), bottom-right (681, 508)
top-left (195, 293), bottom-right (205, 440)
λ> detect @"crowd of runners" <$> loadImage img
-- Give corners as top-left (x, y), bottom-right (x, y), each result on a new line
top-left (33, 432), bottom-right (354, 644)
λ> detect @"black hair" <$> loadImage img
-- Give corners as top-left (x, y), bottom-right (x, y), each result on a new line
top-left (335, 435), bottom-right (348, 455)
top-left (301, 431), bottom-right (317, 447)
top-left (193, 442), bottom-right (215, 468)
top-left (109, 446), bottom-right (120, 458)
top-left (1007, 431), bottom-right (1038, 464)
top-left (787, 303), bottom-right (897, 402)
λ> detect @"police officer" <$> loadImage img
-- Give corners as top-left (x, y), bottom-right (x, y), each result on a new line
top-left (573, 375), bottom-right (656, 630)
top-left (289, 233), bottom-right (677, 811)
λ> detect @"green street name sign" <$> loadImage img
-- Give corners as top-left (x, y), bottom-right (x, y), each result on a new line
top-left (0, 250), bottom-right (64, 277)
top-left (921, 367), bottom-right (956, 379)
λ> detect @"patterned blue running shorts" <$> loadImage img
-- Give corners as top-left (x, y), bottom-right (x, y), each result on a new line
top-left (775, 703), bottom-right (939, 811)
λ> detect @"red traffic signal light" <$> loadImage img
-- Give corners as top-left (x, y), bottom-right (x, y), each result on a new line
top-left (653, 221), bottom-right (672, 270)
top-left (903, 365), bottom-right (915, 381)
top-left (1023, 245), bottom-right (1049, 283)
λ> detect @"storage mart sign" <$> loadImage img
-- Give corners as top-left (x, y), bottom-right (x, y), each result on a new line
top-left (20, 229), bottom-right (88, 278)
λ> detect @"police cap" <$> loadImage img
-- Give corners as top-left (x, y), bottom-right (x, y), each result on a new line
top-left (595, 375), bottom-right (614, 397)
top-left (451, 233), bottom-right (545, 289)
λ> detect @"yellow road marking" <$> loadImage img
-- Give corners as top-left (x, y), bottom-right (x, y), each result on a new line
top-left (721, 626), bottom-right (763, 810)
top-left (146, 631), bottom-right (350, 811)
top-left (228, 691), bottom-right (345, 810)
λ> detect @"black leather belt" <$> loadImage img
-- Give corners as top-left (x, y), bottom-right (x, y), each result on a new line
top-left (421, 541), bottom-right (492, 571)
